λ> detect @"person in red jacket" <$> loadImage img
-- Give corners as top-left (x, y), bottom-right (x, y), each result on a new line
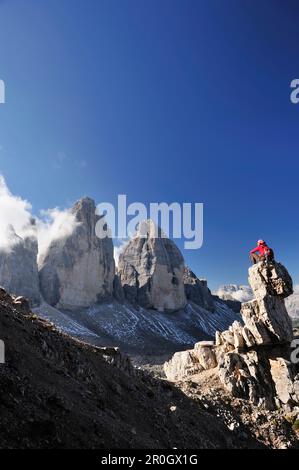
top-left (250, 240), bottom-right (274, 264)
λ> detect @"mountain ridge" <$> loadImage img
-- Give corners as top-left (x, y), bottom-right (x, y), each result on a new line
top-left (0, 195), bottom-right (241, 358)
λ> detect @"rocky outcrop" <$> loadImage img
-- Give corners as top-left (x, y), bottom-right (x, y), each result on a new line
top-left (39, 197), bottom-right (115, 310)
top-left (183, 267), bottom-right (215, 311)
top-left (164, 260), bottom-right (298, 411)
top-left (239, 262), bottom-right (293, 345)
top-left (0, 224), bottom-right (40, 306)
top-left (164, 349), bottom-right (204, 382)
top-left (218, 345), bottom-right (299, 409)
top-left (164, 341), bottom-right (217, 381)
top-left (118, 220), bottom-right (187, 312)
top-left (248, 262), bottom-right (293, 299)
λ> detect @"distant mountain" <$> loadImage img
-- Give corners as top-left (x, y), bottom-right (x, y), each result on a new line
top-left (214, 284), bottom-right (253, 303)
top-left (286, 286), bottom-right (299, 319)
top-left (215, 283), bottom-right (299, 320)
top-left (0, 195), bottom-right (243, 360)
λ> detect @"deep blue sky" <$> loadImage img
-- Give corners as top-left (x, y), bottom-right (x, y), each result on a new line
top-left (0, 0), bottom-right (299, 289)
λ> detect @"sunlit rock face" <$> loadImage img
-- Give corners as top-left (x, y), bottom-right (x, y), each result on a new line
top-left (118, 220), bottom-right (187, 312)
top-left (165, 260), bottom-right (299, 412)
top-left (39, 197), bottom-right (115, 309)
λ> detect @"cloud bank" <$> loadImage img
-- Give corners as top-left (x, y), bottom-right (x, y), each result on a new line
top-left (0, 175), bottom-right (78, 256)
top-left (113, 239), bottom-right (128, 267)
top-left (37, 208), bottom-right (79, 259)
top-left (215, 284), bottom-right (253, 303)
top-left (0, 176), bottom-right (36, 251)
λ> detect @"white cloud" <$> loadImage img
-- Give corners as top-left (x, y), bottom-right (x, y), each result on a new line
top-left (0, 175), bottom-right (36, 251)
top-left (232, 289), bottom-right (253, 302)
top-left (37, 208), bottom-right (79, 260)
top-left (293, 284), bottom-right (299, 294)
top-left (0, 175), bottom-right (79, 257)
top-left (113, 239), bottom-right (128, 267)
top-left (214, 284), bottom-right (253, 303)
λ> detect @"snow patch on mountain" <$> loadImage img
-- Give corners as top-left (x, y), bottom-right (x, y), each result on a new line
top-left (34, 301), bottom-right (241, 356)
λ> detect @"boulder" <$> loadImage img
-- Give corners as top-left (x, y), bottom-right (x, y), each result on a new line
top-left (118, 220), bottom-right (187, 312)
top-left (249, 261), bottom-right (293, 300)
top-left (241, 297), bottom-right (293, 345)
top-left (164, 341), bottom-right (218, 381)
top-left (164, 349), bottom-right (204, 381)
top-left (39, 197), bottom-right (115, 309)
top-left (218, 350), bottom-right (276, 408)
top-left (218, 347), bottom-right (299, 409)
top-left (231, 321), bottom-right (245, 349)
top-left (269, 358), bottom-right (294, 405)
top-left (194, 341), bottom-right (217, 370)
top-left (242, 326), bottom-right (256, 348)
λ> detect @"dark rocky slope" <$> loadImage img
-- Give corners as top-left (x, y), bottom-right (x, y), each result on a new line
top-left (0, 288), bottom-right (261, 449)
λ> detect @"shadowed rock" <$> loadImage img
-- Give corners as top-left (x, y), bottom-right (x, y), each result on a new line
top-left (0, 224), bottom-right (40, 306)
top-left (183, 267), bottom-right (215, 312)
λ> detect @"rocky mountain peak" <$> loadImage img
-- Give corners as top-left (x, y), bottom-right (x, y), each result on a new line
top-left (39, 197), bottom-right (115, 309)
top-left (0, 225), bottom-right (40, 306)
top-left (118, 219), bottom-right (186, 312)
top-left (71, 196), bottom-right (96, 221)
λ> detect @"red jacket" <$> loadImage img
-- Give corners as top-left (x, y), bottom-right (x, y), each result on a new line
top-left (250, 245), bottom-right (271, 256)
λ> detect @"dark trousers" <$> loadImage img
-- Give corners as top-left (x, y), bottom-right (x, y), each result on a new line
top-left (250, 251), bottom-right (274, 265)
top-left (250, 253), bottom-right (264, 264)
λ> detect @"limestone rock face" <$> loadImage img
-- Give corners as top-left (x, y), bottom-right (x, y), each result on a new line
top-left (164, 341), bottom-right (217, 381)
top-left (39, 197), bottom-right (115, 310)
top-left (218, 349), bottom-right (276, 407)
top-left (217, 261), bottom-right (296, 408)
top-left (118, 220), bottom-right (187, 312)
top-left (0, 225), bottom-right (40, 306)
top-left (183, 267), bottom-right (215, 312)
top-left (240, 262), bottom-right (293, 345)
top-left (194, 341), bottom-right (217, 369)
top-left (269, 358), bottom-right (295, 405)
top-left (249, 262), bottom-right (293, 300)
top-left (164, 349), bottom-right (204, 381)
top-left (241, 297), bottom-right (293, 345)
top-left (164, 260), bottom-right (298, 411)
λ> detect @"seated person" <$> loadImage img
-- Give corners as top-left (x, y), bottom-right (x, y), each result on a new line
top-left (250, 240), bottom-right (274, 264)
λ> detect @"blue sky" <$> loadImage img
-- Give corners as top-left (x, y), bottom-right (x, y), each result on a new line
top-left (0, 0), bottom-right (298, 289)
